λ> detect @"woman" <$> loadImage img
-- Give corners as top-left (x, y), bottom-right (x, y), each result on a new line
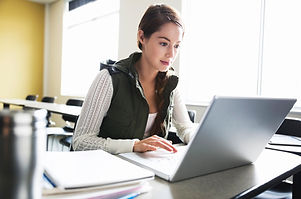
top-left (73, 4), bottom-right (195, 154)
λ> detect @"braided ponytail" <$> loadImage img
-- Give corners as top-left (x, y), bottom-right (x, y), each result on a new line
top-left (149, 71), bottom-right (168, 137)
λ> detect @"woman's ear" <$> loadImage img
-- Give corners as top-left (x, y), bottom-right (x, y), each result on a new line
top-left (137, 30), bottom-right (145, 45)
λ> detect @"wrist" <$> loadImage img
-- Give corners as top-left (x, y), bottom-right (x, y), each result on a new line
top-left (132, 139), bottom-right (140, 152)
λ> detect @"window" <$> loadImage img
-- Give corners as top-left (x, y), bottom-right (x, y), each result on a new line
top-left (180, 0), bottom-right (301, 110)
top-left (61, 0), bottom-right (120, 97)
top-left (261, 0), bottom-right (301, 108)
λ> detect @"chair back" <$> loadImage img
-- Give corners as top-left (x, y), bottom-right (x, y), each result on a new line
top-left (25, 94), bottom-right (39, 101)
top-left (41, 96), bottom-right (57, 103)
top-left (23, 95), bottom-right (39, 110)
top-left (62, 99), bottom-right (83, 128)
top-left (276, 117), bottom-right (301, 137)
top-left (41, 96), bottom-right (57, 127)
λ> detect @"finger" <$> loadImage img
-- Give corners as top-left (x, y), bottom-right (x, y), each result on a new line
top-left (139, 136), bottom-right (166, 145)
top-left (134, 140), bottom-right (156, 152)
top-left (141, 136), bottom-right (177, 152)
top-left (142, 143), bottom-right (157, 152)
top-left (139, 136), bottom-right (158, 143)
top-left (163, 142), bottom-right (177, 153)
top-left (148, 140), bottom-right (177, 153)
top-left (152, 136), bottom-right (177, 152)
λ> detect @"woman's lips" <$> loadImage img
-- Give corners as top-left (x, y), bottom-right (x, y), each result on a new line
top-left (160, 60), bottom-right (170, 66)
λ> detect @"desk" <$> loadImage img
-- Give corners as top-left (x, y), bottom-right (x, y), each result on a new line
top-left (40, 149), bottom-right (301, 199)
top-left (138, 149), bottom-right (301, 199)
top-left (266, 134), bottom-right (301, 156)
top-left (0, 98), bottom-right (81, 116)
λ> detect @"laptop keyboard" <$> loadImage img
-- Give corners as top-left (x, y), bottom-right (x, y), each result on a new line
top-left (119, 145), bottom-right (188, 178)
top-left (132, 146), bottom-right (187, 175)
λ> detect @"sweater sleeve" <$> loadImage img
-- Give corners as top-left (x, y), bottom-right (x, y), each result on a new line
top-left (72, 70), bottom-right (138, 154)
top-left (172, 88), bottom-right (198, 144)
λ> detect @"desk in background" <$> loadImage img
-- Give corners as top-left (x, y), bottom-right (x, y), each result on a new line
top-left (0, 98), bottom-right (82, 116)
top-left (0, 98), bottom-right (82, 151)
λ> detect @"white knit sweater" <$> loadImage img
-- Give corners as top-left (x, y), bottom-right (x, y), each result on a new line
top-left (73, 70), bottom-right (195, 154)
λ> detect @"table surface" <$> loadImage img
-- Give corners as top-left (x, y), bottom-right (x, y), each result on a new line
top-left (138, 149), bottom-right (301, 199)
top-left (0, 98), bottom-right (82, 116)
top-left (40, 149), bottom-right (301, 199)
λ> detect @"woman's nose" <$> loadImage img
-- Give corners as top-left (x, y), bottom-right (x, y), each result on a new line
top-left (166, 46), bottom-right (175, 58)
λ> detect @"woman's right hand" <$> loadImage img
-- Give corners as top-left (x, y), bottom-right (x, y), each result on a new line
top-left (133, 135), bottom-right (177, 153)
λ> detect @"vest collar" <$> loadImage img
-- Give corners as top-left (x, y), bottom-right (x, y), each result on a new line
top-left (115, 52), bottom-right (141, 81)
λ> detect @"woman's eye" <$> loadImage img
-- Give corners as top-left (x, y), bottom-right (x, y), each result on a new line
top-left (160, 42), bottom-right (168, 47)
top-left (174, 44), bottom-right (180, 49)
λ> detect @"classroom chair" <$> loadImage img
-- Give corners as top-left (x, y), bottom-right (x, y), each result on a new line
top-left (23, 94), bottom-right (39, 110)
top-left (254, 117), bottom-right (301, 199)
top-left (59, 98), bottom-right (83, 150)
top-left (25, 94), bottom-right (39, 101)
top-left (41, 96), bottom-right (57, 127)
top-left (47, 98), bottom-right (83, 151)
top-left (41, 96), bottom-right (56, 104)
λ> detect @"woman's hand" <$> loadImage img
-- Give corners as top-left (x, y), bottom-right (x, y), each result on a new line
top-left (133, 135), bottom-right (177, 153)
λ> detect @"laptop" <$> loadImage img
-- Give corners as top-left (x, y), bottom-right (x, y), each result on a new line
top-left (119, 96), bottom-right (296, 182)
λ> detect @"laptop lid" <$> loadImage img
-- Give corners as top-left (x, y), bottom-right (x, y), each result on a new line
top-left (171, 96), bottom-right (296, 181)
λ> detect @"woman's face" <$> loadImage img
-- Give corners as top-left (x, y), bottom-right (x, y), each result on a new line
top-left (138, 22), bottom-right (183, 72)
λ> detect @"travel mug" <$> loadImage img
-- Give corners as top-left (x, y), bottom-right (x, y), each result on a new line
top-left (0, 109), bottom-right (47, 199)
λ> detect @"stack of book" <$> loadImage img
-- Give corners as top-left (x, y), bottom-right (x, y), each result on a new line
top-left (42, 150), bottom-right (154, 199)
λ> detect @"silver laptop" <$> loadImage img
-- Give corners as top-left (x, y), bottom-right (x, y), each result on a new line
top-left (119, 96), bottom-right (296, 182)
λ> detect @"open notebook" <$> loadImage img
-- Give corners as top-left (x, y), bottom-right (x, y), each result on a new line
top-left (119, 96), bottom-right (296, 182)
top-left (43, 150), bottom-right (154, 190)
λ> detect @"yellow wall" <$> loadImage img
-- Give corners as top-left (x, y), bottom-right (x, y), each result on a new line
top-left (0, 0), bottom-right (44, 100)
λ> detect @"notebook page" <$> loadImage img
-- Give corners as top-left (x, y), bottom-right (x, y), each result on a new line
top-left (44, 150), bottom-right (154, 189)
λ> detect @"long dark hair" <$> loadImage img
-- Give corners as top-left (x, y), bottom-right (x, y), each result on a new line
top-left (138, 4), bottom-right (184, 50)
top-left (138, 4), bottom-right (184, 137)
